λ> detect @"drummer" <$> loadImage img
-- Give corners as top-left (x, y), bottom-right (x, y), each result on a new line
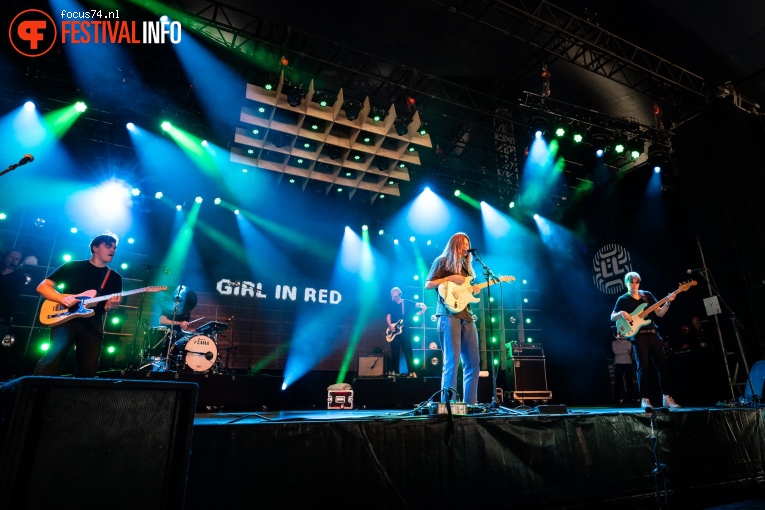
top-left (159, 285), bottom-right (198, 341)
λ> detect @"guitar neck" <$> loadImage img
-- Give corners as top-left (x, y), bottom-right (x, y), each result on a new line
top-left (637, 291), bottom-right (677, 318)
top-left (474, 278), bottom-right (505, 292)
top-left (85, 287), bottom-right (153, 305)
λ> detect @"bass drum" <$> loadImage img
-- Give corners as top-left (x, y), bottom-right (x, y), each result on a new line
top-left (175, 334), bottom-right (218, 372)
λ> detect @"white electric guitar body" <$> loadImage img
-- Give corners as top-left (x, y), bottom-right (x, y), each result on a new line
top-left (438, 275), bottom-right (515, 314)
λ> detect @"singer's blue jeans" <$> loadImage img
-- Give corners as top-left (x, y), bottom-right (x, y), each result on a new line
top-left (438, 315), bottom-right (480, 404)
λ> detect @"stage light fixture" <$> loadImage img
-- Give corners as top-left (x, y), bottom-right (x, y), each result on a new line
top-left (375, 157), bottom-right (389, 171)
top-left (648, 143), bottom-right (669, 171)
top-left (327, 146), bottom-right (341, 160)
top-left (370, 107), bottom-right (387, 122)
top-left (343, 99), bottom-right (362, 121)
top-left (284, 83), bottom-right (305, 107)
top-left (418, 123), bottom-right (428, 136)
top-left (313, 91), bottom-right (335, 108)
top-left (74, 101), bottom-right (87, 113)
top-left (626, 139), bottom-right (644, 159)
top-left (530, 116), bottom-right (548, 137)
top-left (394, 116), bottom-right (412, 136)
top-left (591, 132), bottom-right (608, 155)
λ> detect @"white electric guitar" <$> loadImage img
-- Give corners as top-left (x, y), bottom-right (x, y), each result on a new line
top-left (438, 275), bottom-right (515, 314)
top-left (39, 286), bottom-right (167, 326)
top-left (386, 319), bottom-right (403, 342)
top-left (614, 280), bottom-right (696, 338)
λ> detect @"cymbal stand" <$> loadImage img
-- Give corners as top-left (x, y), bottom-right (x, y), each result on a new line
top-left (161, 286), bottom-right (184, 372)
top-left (219, 316), bottom-right (239, 373)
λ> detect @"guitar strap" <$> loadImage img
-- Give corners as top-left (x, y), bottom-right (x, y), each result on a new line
top-left (98, 269), bottom-right (112, 296)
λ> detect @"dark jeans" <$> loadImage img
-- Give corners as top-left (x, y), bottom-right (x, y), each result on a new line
top-left (632, 332), bottom-right (672, 400)
top-left (613, 363), bottom-right (634, 401)
top-left (33, 317), bottom-right (104, 377)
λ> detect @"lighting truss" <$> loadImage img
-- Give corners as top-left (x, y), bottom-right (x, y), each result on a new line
top-left (520, 91), bottom-right (672, 149)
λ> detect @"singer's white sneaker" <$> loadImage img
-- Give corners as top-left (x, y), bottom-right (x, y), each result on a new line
top-left (640, 398), bottom-right (652, 409)
top-left (662, 395), bottom-right (681, 408)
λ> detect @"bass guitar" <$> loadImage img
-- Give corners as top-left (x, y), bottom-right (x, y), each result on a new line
top-left (386, 319), bottom-right (403, 342)
top-left (614, 280), bottom-right (696, 338)
top-left (39, 286), bottom-right (167, 326)
top-left (438, 275), bottom-right (515, 314)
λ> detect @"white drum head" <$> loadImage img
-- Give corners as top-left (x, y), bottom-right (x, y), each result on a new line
top-left (182, 334), bottom-right (218, 372)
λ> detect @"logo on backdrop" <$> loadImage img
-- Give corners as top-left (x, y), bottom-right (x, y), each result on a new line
top-left (216, 279), bottom-right (343, 305)
top-left (9, 9), bottom-right (182, 57)
top-left (592, 243), bottom-right (631, 295)
top-left (9, 9), bottom-right (57, 57)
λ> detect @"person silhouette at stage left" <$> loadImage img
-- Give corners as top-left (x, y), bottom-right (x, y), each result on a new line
top-left (0, 249), bottom-right (29, 342)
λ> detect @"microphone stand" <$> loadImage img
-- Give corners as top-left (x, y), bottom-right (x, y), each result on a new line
top-left (647, 408), bottom-right (669, 509)
top-left (471, 250), bottom-right (501, 408)
top-left (695, 238), bottom-right (739, 401)
top-left (0, 160), bottom-right (27, 178)
top-left (162, 285), bottom-right (184, 372)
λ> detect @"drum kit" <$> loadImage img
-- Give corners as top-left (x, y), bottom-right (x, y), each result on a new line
top-left (139, 320), bottom-right (230, 373)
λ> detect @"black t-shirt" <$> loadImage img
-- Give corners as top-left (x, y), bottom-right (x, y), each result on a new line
top-left (612, 290), bottom-right (661, 332)
top-left (387, 298), bottom-right (417, 324)
top-left (46, 260), bottom-right (123, 317)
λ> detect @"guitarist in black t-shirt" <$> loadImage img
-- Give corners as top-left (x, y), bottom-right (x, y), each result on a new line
top-left (386, 286), bottom-right (426, 377)
top-left (33, 233), bottom-right (123, 377)
top-left (611, 271), bottom-right (680, 410)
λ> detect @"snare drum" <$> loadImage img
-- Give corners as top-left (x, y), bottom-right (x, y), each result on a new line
top-left (174, 334), bottom-right (218, 372)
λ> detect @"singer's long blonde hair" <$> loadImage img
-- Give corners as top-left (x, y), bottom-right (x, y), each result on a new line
top-left (439, 232), bottom-right (474, 276)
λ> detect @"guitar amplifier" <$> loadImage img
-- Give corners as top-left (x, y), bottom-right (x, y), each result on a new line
top-left (510, 343), bottom-right (545, 358)
top-left (358, 355), bottom-right (385, 377)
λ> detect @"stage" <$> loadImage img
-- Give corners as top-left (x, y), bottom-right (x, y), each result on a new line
top-left (99, 370), bottom-right (765, 509)
top-left (185, 404), bottom-right (765, 509)
top-left (2, 373), bottom-right (765, 509)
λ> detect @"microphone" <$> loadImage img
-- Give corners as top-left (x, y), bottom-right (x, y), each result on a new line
top-left (467, 248), bottom-right (478, 254)
top-left (18, 154), bottom-right (34, 166)
top-left (686, 267), bottom-right (707, 274)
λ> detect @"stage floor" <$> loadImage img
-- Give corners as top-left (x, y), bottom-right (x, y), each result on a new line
top-left (183, 403), bottom-right (765, 510)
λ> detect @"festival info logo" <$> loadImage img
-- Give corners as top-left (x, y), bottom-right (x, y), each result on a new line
top-left (9, 9), bottom-right (58, 57)
top-left (9, 9), bottom-right (182, 57)
top-left (592, 243), bottom-right (631, 295)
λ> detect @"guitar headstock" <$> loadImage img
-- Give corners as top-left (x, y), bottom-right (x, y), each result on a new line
top-left (678, 280), bottom-right (697, 292)
top-left (500, 275), bottom-right (516, 283)
top-left (148, 286), bottom-right (168, 292)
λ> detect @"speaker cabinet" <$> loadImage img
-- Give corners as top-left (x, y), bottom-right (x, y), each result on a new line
top-left (0, 376), bottom-right (198, 510)
top-left (510, 357), bottom-right (548, 391)
top-left (358, 355), bottom-right (385, 377)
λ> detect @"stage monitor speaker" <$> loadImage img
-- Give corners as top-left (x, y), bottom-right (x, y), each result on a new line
top-left (0, 376), bottom-right (198, 510)
top-left (358, 355), bottom-right (385, 377)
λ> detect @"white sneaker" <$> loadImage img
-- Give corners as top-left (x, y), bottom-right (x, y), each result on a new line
top-left (640, 398), bottom-right (652, 409)
top-left (663, 395), bottom-right (681, 408)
